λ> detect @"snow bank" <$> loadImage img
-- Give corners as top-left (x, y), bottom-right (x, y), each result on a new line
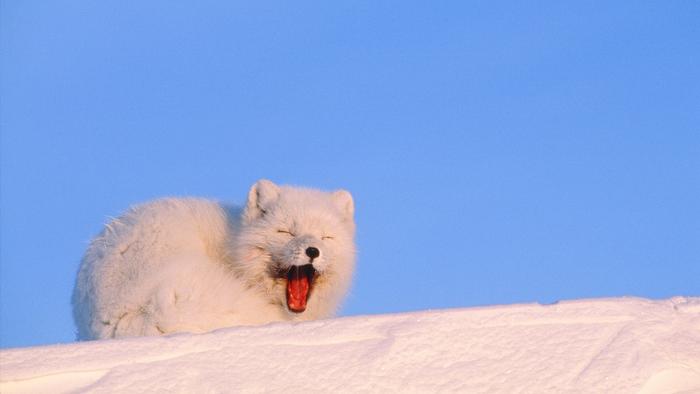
top-left (2, 297), bottom-right (699, 393)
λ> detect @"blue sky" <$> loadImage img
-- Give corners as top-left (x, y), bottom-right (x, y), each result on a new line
top-left (1, 1), bottom-right (698, 348)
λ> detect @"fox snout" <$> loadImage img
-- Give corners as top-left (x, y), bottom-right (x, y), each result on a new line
top-left (282, 235), bottom-right (324, 267)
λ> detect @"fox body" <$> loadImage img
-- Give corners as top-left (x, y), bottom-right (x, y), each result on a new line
top-left (72, 180), bottom-right (355, 340)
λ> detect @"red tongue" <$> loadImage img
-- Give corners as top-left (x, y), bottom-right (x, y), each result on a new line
top-left (286, 269), bottom-right (309, 313)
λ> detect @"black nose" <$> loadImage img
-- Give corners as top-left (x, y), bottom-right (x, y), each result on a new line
top-left (305, 247), bottom-right (320, 261)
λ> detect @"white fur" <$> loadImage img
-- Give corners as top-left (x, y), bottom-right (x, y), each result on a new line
top-left (72, 180), bottom-right (356, 340)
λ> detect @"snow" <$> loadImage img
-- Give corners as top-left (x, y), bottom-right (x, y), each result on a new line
top-left (2, 297), bottom-right (699, 393)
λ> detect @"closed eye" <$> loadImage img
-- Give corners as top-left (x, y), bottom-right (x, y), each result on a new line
top-left (321, 236), bottom-right (334, 240)
top-left (277, 230), bottom-right (295, 236)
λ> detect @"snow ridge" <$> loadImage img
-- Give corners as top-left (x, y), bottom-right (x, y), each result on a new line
top-left (2, 297), bottom-right (699, 393)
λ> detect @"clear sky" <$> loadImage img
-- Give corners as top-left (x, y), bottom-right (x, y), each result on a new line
top-left (1, 2), bottom-right (698, 349)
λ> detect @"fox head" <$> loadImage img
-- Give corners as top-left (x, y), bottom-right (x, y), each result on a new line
top-left (233, 179), bottom-right (356, 319)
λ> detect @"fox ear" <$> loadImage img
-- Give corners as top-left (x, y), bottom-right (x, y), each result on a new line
top-left (332, 189), bottom-right (354, 221)
top-left (244, 179), bottom-right (280, 222)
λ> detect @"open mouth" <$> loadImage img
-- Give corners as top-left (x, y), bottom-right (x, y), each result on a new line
top-left (286, 264), bottom-right (317, 313)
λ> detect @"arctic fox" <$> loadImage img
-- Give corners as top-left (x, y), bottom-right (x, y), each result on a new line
top-left (72, 180), bottom-right (356, 340)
